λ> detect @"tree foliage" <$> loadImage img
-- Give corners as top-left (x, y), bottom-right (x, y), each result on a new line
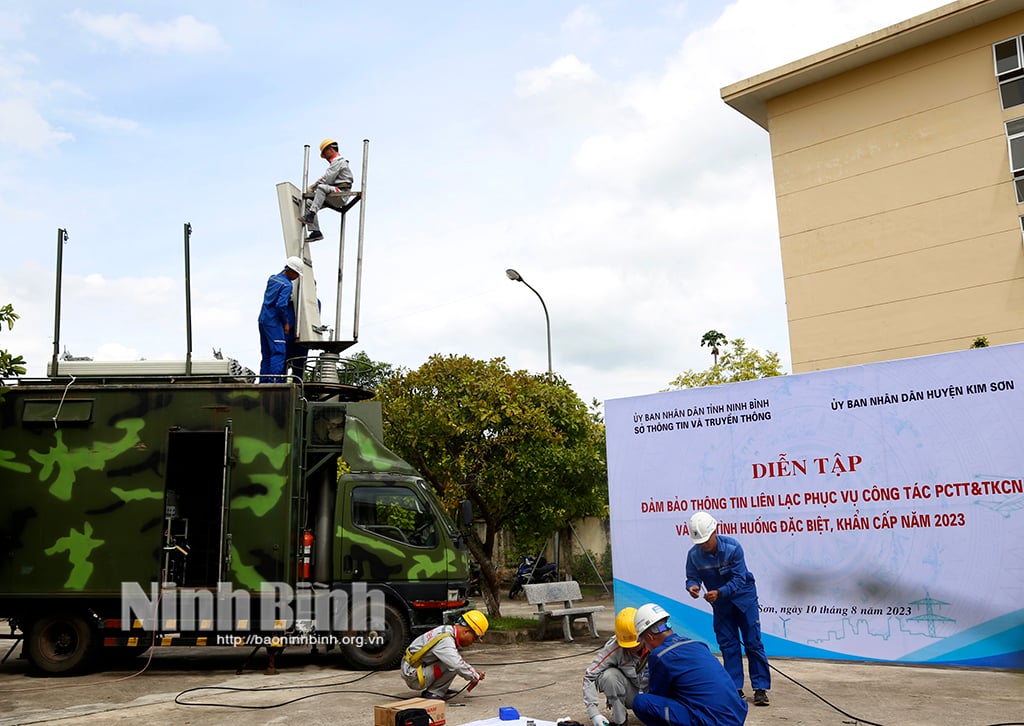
top-left (1, 304), bottom-right (27, 402)
top-left (374, 354), bottom-right (607, 615)
top-left (339, 350), bottom-right (397, 391)
top-left (669, 337), bottom-right (785, 389)
top-left (700, 329), bottom-right (727, 367)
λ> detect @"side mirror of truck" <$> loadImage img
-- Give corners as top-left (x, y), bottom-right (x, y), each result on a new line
top-left (458, 499), bottom-right (474, 528)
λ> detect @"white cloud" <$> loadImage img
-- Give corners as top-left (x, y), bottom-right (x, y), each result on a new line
top-left (64, 109), bottom-right (139, 133)
top-left (562, 5), bottom-right (601, 35)
top-left (0, 11), bottom-right (29, 41)
top-left (1, 0), bottom-right (964, 405)
top-left (66, 11), bottom-right (225, 54)
top-left (515, 54), bottom-right (597, 97)
top-left (0, 98), bottom-right (73, 151)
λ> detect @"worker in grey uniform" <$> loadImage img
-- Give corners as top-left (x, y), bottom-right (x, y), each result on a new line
top-left (400, 609), bottom-right (487, 700)
top-left (300, 137), bottom-right (353, 242)
top-left (583, 607), bottom-right (649, 726)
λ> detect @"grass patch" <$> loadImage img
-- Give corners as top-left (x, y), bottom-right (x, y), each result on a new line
top-left (487, 616), bottom-right (537, 631)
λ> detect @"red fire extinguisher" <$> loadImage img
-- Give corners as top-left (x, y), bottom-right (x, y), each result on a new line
top-left (301, 530), bottom-right (314, 580)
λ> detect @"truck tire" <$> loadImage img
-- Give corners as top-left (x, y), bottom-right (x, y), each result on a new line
top-left (341, 602), bottom-right (408, 670)
top-left (26, 613), bottom-right (98, 676)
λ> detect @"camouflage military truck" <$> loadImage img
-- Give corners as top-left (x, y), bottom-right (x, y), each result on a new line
top-left (0, 372), bottom-right (472, 675)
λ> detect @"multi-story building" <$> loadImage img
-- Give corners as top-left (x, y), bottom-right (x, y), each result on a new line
top-left (723, 0), bottom-right (1024, 373)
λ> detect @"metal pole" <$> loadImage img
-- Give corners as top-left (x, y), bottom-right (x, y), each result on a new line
top-left (296, 145), bottom-right (311, 344)
top-left (334, 181), bottom-right (348, 342)
top-left (505, 268), bottom-right (558, 570)
top-left (519, 278), bottom-right (552, 377)
top-left (301, 144), bottom-right (310, 199)
top-left (184, 222), bottom-right (193, 376)
top-left (351, 139), bottom-right (369, 342)
top-left (50, 228), bottom-right (69, 377)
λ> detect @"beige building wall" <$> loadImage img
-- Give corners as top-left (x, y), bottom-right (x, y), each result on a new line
top-left (724, 0), bottom-right (1024, 372)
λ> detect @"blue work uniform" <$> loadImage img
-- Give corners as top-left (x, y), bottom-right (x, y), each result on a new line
top-left (258, 271), bottom-right (296, 381)
top-left (685, 535), bottom-right (770, 693)
top-left (632, 632), bottom-right (747, 726)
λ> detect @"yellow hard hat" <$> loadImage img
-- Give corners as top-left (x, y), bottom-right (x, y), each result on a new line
top-left (615, 607), bottom-right (640, 648)
top-left (319, 138), bottom-right (338, 154)
top-left (459, 609), bottom-right (489, 638)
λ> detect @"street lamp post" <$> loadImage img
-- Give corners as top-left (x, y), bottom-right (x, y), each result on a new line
top-left (505, 268), bottom-right (560, 574)
top-left (505, 268), bottom-right (552, 375)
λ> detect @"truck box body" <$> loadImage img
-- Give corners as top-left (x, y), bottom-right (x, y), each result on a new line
top-left (0, 377), bottom-right (470, 674)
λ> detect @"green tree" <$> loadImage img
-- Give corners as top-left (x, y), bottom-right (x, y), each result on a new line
top-left (1, 304), bottom-right (27, 403)
top-left (971, 336), bottom-right (989, 348)
top-left (700, 329), bottom-right (727, 367)
top-left (669, 337), bottom-right (784, 389)
top-left (375, 354), bottom-right (607, 616)
top-left (338, 350), bottom-right (396, 390)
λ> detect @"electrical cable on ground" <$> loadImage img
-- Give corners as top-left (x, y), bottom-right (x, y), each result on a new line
top-left (768, 661), bottom-right (885, 726)
top-left (173, 640), bottom-right (600, 709)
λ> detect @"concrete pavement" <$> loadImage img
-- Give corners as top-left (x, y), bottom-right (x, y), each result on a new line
top-left (0, 590), bottom-right (1021, 725)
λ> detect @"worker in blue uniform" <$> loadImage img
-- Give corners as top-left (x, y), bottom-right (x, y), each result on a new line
top-left (258, 256), bottom-right (303, 382)
top-left (685, 511), bottom-right (770, 706)
top-left (631, 602), bottom-right (747, 726)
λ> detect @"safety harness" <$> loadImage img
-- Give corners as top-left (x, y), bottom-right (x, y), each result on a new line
top-left (403, 630), bottom-right (454, 688)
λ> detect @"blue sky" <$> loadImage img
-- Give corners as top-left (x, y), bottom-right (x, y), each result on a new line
top-left (2, 0), bottom-right (941, 405)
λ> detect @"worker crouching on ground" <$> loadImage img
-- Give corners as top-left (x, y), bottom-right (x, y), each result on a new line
top-left (582, 606), bottom-right (649, 726)
top-left (401, 609), bottom-right (488, 700)
top-left (631, 603), bottom-right (747, 726)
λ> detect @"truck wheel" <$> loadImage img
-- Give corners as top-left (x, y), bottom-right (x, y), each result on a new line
top-left (341, 602), bottom-right (408, 670)
top-left (26, 613), bottom-right (98, 676)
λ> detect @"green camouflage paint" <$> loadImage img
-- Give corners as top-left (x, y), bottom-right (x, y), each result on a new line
top-left (29, 419), bottom-right (145, 501)
top-left (111, 486), bottom-right (163, 502)
top-left (230, 542), bottom-right (264, 591)
top-left (343, 417), bottom-right (418, 475)
top-left (44, 522), bottom-right (104, 589)
top-left (0, 383), bottom-right (465, 607)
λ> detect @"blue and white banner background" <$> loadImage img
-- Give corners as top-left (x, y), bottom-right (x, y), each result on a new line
top-left (605, 344), bottom-right (1024, 668)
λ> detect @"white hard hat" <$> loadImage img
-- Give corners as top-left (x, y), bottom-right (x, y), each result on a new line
top-left (689, 511), bottom-right (717, 544)
top-left (285, 256), bottom-right (304, 275)
top-left (634, 603), bottom-right (670, 637)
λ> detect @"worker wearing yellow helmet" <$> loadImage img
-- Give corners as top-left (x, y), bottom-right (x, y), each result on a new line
top-left (400, 609), bottom-right (487, 700)
top-left (581, 607), bottom-right (648, 726)
top-left (299, 137), bottom-right (354, 243)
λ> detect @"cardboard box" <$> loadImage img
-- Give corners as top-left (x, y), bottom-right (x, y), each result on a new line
top-left (373, 697), bottom-right (446, 726)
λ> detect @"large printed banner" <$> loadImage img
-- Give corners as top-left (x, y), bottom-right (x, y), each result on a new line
top-left (605, 344), bottom-right (1024, 668)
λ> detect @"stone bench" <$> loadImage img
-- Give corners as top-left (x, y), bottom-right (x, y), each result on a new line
top-left (523, 580), bottom-right (605, 642)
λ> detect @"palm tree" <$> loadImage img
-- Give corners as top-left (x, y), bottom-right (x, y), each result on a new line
top-left (700, 330), bottom-right (727, 367)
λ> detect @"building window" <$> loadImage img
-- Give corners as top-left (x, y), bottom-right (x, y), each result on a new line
top-left (994, 36), bottom-right (1024, 109)
top-left (1020, 216), bottom-right (1024, 246)
top-left (1006, 118), bottom-right (1024, 203)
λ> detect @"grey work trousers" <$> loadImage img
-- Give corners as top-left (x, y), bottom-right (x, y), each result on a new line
top-left (598, 667), bottom-right (639, 724)
top-left (401, 661), bottom-right (458, 697)
top-left (304, 184), bottom-right (352, 233)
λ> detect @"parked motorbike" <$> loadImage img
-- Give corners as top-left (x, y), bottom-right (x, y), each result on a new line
top-left (468, 560), bottom-right (482, 597)
top-left (508, 555), bottom-right (558, 599)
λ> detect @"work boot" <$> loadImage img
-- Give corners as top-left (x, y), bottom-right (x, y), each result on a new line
top-left (306, 230), bottom-right (324, 242)
top-left (737, 689), bottom-right (745, 699)
top-left (754, 688), bottom-right (770, 706)
top-left (300, 211), bottom-right (316, 225)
